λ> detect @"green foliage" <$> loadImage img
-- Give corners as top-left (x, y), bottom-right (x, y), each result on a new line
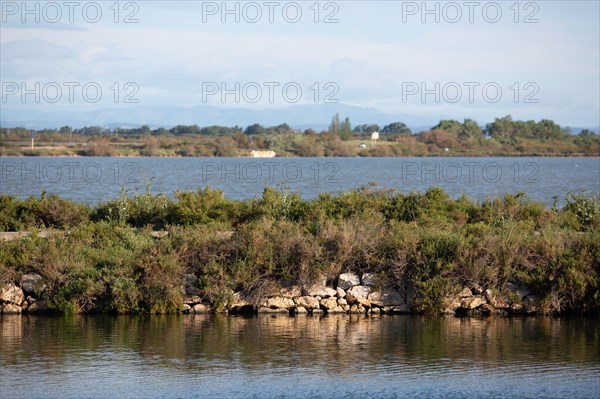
top-left (1, 189), bottom-right (598, 314)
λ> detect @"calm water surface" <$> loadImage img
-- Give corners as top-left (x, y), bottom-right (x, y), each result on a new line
top-left (0, 157), bottom-right (598, 204)
top-left (1, 315), bottom-right (599, 399)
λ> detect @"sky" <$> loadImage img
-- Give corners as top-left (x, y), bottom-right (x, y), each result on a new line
top-left (1, 0), bottom-right (599, 128)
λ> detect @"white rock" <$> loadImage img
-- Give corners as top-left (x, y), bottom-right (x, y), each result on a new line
top-left (458, 287), bottom-right (473, 297)
top-left (192, 303), bottom-right (212, 313)
top-left (266, 297), bottom-right (295, 309)
top-left (294, 296), bottom-right (320, 310)
top-left (0, 284), bottom-right (24, 305)
top-left (368, 288), bottom-right (404, 307)
top-left (460, 296), bottom-right (486, 309)
top-left (337, 272), bottom-right (360, 290)
top-left (2, 303), bottom-right (22, 314)
top-left (337, 298), bottom-right (348, 306)
top-left (362, 273), bottom-right (377, 287)
top-left (279, 286), bottom-right (302, 299)
top-left (311, 309), bottom-right (324, 315)
top-left (346, 285), bottom-right (371, 304)
top-left (306, 285), bottom-right (337, 298)
top-left (320, 297), bottom-right (338, 310)
top-left (336, 287), bottom-right (346, 298)
top-left (328, 306), bottom-right (346, 314)
top-left (295, 306), bottom-right (308, 314)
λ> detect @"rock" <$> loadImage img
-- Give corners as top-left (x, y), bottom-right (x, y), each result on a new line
top-left (0, 284), bottom-right (24, 305)
top-left (266, 297), bottom-right (295, 310)
top-left (442, 298), bottom-right (461, 314)
top-left (328, 306), bottom-right (347, 314)
top-left (341, 304), bottom-right (350, 312)
top-left (192, 303), bottom-right (212, 313)
top-left (336, 287), bottom-right (346, 298)
top-left (337, 298), bottom-right (348, 306)
top-left (495, 298), bottom-right (511, 309)
top-left (279, 286), bottom-right (302, 299)
top-left (357, 298), bottom-right (371, 308)
top-left (181, 304), bottom-right (191, 312)
top-left (27, 300), bottom-right (48, 313)
top-left (2, 303), bottom-right (22, 314)
top-left (460, 296), bottom-right (486, 309)
top-left (405, 285), bottom-right (418, 306)
top-left (524, 295), bottom-right (540, 313)
top-left (346, 285), bottom-right (371, 304)
top-left (361, 273), bottom-right (377, 287)
top-left (368, 288), bottom-right (404, 307)
top-left (306, 285), bottom-right (337, 298)
top-left (20, 274), bottom-right (44, 296)
top-left (471, 285), bottom-right (483, 295)
top-left (311, 309), bottom-right (324, 315)
top-left (370, 307), bottom-right (383, 315)
top-left (183, 295), bottom-right (202, 305)
top-left (294, 296), bottom-right (320, 310)
top-left (295, 306), bottom-right (308, 314)
top-left (258, 307), bottom-right (289, 314)
top-left (337, 272), bottom-right (360, 290)
top-left (349, 304), bottom-right (361, 314)
top-left (320, 297), bottom-right (338, 310)
top-left (483, 289), bottom-right (496, 306)
top-left (458, 287), bottom-right (473, 297)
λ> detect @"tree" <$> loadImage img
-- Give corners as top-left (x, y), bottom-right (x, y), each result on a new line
top-left (353, 124), bottom-right (380, 135)
top-left (244, 123), bottom-right (266, 136)
top-left (339, 117), bottom-right (352, 140)
top-left (381, 122), bottom-right (411, 135)
top-left (458, 119), bottom-right (483, 143)
top-left (431, 120), bottom-right (462, 135)
top-left (329, 114), bottom-right (351, 140)
top-left (329, 113), bottom-right (341, 134)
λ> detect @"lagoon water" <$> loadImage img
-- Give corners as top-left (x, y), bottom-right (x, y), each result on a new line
top-left (0, 157), bottom-right (598, 205)
top-left (0, 315), bottom-right (599, 399)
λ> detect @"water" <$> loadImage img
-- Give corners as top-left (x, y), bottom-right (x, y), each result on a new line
top-left (0, 315), bottom-right (598, 399)
top-left (1, 157), bottom-right (598, 205)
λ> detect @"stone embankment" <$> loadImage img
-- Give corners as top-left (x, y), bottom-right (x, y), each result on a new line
top-left (2, 272), bottom-right (544, 316)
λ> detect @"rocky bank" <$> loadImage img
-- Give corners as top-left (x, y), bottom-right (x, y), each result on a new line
top-left (2, 272), bottom-right (547, 316)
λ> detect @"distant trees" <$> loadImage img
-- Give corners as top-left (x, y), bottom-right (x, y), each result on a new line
top-left (430, 119), bottom-right (483, 144)
top-left (381, 122), bottom-right (411, 135)
top-left (353, 124), bottom-right (380, 135)
top-left (329, 113), bottom-right (352, 140)
top-left (486, 115), bottom-right (565, 143)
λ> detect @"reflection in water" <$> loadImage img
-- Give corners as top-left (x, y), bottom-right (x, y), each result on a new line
top-left (1, 315), bottom-right (599, 398)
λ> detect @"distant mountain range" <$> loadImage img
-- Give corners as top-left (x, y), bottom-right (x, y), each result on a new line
top-left (0, 104), bottom-right (597, 134)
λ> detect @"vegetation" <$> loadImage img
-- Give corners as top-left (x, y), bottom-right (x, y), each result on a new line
top-left (1, 115), bottom-right (598, 157)
top-left (1, 187), bottom-right (598, 315)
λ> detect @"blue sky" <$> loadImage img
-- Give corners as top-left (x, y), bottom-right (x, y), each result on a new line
top-left (1, 0), bottom-right (599, 127)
